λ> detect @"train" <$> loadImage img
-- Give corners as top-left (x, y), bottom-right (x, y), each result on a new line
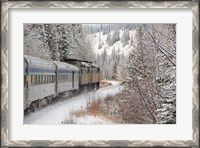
top-left (24, 55), bottom-right (100, 113)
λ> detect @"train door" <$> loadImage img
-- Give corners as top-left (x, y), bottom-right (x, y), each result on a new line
top-left (72, 71), bottom-right (74, 88)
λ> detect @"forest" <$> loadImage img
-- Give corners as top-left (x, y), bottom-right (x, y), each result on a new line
top-left (24, 23), bottom-right (176, 124)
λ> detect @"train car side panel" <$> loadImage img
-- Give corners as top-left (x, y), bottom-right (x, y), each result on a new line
top-left (24, 56), bottom-right (56, 110)
top-left (29, 83), bottom-right (56, 102)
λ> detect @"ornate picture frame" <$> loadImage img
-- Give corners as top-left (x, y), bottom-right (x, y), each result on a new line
top-left (1, 1), bottom-right (199, 147)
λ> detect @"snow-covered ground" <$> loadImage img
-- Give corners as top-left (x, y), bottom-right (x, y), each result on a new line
top-left (24, 81), bottom-right (123, 124)
top-left (70, 115), bottom-right (114, 124)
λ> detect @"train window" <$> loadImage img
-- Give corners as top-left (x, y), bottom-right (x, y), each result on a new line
top-left (34, 75), bottom-right (37, 85)
top-left (39, 75), bottom-right (40, 84)
top-left (43, 75), bottom-right (45, 84)
top-left (36, 75), bottom-right (39, 84)
top-left (41, 75), bottom-right (43, 84)
top-left (31, 75), bottom-right (33, 84)
top-left (37, 75), bottom-right (39, 84)
top-left (38, 75), bottom-right (41, 84)
top-left (39, 75), bottom-right (41, 84)
top-left (36, 75), bottom-right (38, 84)
top-left (49, 75), bottom-right (51, 83)
top-left (33, 75), bottom-right (35, 84)
top-left (40, 75), bottom-right (42, 84)
top-left (30, 75), bottom-right (33, 85)
top-left (33, 75), bottom-right (35, 85)
top-left (41, 75), bottom-right (44, 84)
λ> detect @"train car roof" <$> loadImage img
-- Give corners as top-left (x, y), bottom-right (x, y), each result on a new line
top-left (63, 58), bottom-right (92, 63)
top-left (63, 58), bottom-right (100, 68)
top-left (92, 63), bottom-right (99, 68)
top-left (53, 61), bottom-right (79, 71)
top-left (24, 55), bottom-right (55, 70)
top-left (81, 62), bottom-right (90, 67)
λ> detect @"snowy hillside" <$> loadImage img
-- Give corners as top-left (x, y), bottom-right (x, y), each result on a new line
top-left (88, 30), bottom-right (137, 56)
top-left (87, 29), bottom-right (137, 80)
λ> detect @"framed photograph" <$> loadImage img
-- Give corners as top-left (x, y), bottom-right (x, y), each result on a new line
top-left (1, 1), bottom-right (199, 147)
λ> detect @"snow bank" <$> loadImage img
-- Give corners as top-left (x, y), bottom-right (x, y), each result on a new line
top-left (71, 115), bottom-right (113, 124)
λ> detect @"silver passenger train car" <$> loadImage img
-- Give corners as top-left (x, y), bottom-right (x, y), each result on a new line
top-left (54, 61), bottom-right (79, 94)
top-left (24, 55), bottom-right (79, 112)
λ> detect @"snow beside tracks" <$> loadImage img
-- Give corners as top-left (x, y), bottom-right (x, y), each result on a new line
top-left (24, 81), bottom-right (123, 124)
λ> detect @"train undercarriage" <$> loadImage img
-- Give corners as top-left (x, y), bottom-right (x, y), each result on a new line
top-left (24, 82), bottom-right (100, 115)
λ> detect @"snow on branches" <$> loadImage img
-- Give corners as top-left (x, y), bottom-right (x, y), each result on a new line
top-left (24, 24), bottom-right (95, 62)
top-left (125, 24), bottom-right (176, 124)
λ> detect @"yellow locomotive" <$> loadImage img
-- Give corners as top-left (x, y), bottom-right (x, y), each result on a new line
top-left (63, 59), bottom-right (100, 90)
